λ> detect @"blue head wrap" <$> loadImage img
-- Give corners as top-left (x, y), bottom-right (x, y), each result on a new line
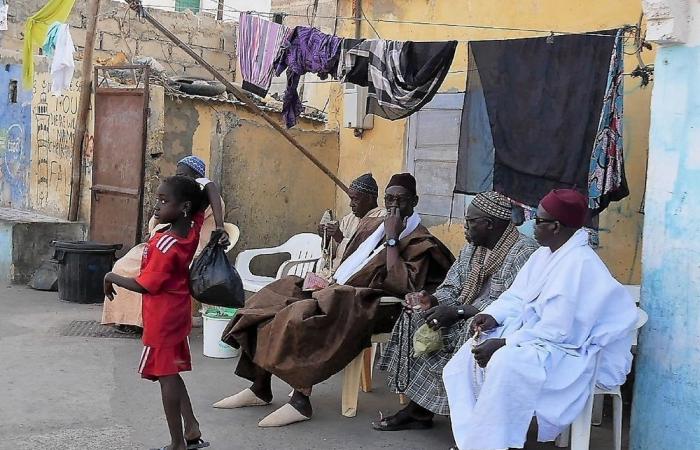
top-left (178, 156), bottom-right (206, 178)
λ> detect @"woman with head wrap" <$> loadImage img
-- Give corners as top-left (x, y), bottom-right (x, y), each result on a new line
top-left (101, 155), bottom-right (231, 332)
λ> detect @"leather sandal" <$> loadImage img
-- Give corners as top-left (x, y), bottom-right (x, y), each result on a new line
top-left (371, 410), bottom-right (433, 431)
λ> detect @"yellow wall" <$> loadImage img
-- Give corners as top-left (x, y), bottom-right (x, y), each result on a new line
top-left (329, 0), bottom-right (650, 283)
top-left (152, 93), bottom-right (337, 273)
top-left (220, 107), bottom-right (338, 267)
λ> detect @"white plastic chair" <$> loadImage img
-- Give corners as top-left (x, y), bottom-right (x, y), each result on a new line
top-left (555, 307), bottom-right (648, 450)
top-left (234, 233), bottom-right (322, 293)
top-left (341, 296), bottom-right (402, 417)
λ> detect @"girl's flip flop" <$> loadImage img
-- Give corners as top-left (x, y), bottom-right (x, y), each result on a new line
top-left (187, 438), bottom-right (210, 449)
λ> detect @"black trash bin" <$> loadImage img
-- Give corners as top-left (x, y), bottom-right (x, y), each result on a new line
top-left (53, 241), bottom-right (123, 304)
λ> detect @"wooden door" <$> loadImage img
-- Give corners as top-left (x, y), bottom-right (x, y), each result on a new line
top-left (90, 87), bottom-right (147, 254)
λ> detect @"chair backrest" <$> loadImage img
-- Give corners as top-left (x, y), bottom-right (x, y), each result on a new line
top-left (272, 233), bottom-right (323, 279)
top-left (632, 307), bottom-right (648, 346)
top-left (280, 233), bottom-right (323, 261)
top-left (625, 285), bottom-right (641, 304)
top-left (635, 307), bottom-right (648, 329)
top-left (224, 223), bottom-right (240, 253)
top-left (284, 259), bottom-right (319, 278)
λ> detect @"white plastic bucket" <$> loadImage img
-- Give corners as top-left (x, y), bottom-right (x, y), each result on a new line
top-left (203, 315), bottom-right (239, 359)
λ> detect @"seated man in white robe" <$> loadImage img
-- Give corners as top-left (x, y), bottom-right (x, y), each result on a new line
top-left (443, 189), bottom-right (638, 450)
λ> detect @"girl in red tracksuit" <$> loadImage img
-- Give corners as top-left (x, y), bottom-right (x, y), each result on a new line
top-left (104, 176), bottom-right (211, 450)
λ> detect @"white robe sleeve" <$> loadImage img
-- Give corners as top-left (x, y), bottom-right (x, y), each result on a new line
top-left (482, 288), bottom-right (524, 325)
top-left (505, 292), bottom-right (577, 346)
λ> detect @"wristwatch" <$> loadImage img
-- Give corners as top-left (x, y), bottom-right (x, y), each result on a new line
top-left (386, 238), bottom-right (398, 247)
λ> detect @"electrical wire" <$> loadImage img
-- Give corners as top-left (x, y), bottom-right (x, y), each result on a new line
top-left (360, 4), bottom-right (381, 39)
top-left (136, 2), bottom-right (631, 38)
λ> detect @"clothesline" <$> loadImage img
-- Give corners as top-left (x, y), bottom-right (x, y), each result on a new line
top-left (135, 3), bottom-right (631, 38)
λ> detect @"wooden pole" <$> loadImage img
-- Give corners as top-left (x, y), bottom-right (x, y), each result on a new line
top-left (216, 0), bottom-right (224, 21)
top-left (127, 2), bottom-right (349, 194)
top-left (353, 0), bottom-right (362, 38)
top-left (68, 0), bottom-right (101, 221)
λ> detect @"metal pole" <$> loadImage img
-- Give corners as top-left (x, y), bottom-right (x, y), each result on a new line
top-left (126, 2), bottom-right (349, 194)
top-left (69, 0), bottom-right (101, 221)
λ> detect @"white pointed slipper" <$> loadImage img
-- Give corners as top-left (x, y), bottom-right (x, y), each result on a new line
top-left (212, 388), bottom-right (270, 409)
top-left (258, 403), bottom-right (311, 427)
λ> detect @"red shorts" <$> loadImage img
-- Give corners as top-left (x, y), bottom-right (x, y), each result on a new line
top-left (138, 339), bottom-right (192, 381)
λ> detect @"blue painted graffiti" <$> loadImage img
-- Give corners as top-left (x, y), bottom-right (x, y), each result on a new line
top-left (0, 64), bottom-right (32, 209)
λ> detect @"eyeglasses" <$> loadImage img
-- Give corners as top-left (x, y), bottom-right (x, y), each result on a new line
top-left (384, 194), bottom-right (412, 205)
top-left (534, 217), bottom-right (559, 225)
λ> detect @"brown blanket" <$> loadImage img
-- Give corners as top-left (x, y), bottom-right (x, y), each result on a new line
top-left (223, 222), bottom-right (454, 389)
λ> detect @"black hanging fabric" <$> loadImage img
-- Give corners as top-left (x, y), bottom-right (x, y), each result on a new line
top-left (455, 32), bottom-right (617, 208)
top-left (338, 39), bottom-right (458, 121)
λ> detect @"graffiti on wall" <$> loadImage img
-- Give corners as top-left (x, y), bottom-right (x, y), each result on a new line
top-left (0, 65), bottom-right (32, 209)
top-left (31, 74), bottom-right (82, 216)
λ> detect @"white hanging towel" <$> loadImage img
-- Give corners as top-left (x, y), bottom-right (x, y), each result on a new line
top-left (0, 3), bottom-right (8, 31)
top-left (50, 23), bottom-right (75, 95)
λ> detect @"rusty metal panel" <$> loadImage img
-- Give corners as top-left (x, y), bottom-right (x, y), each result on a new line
top-left (90, 89), bottom-right (147, 254)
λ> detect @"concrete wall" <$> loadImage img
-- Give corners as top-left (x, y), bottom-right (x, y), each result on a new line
top-left (220, 108), bottom-right (337, 263)
top-left (117, 0), bottom-right (271, 22)
top-left (0, 208), bottom-right (86, 284)
top-left (142, 87), bottom-right (337, 268)
top-left (0, 64), bottom-right (32, 210)
top-left (30, 73), bottom-right (86, 219)
top-left (631, 0), bottom-right (700, 447)
top-left (2, 0), bottom-right (237, 80)
top-left (271, 0), bottom-right (338, 33)
top-left (0, 0), bottom-right (237, 222)
top-left (0, 61), bottom-right (90, 220)
top-left (325, 0), bottom-right (651, 283)
top-left (11, 222), bottom-right (87, 285)
top-left (0, 222), bottom-right (13, 282)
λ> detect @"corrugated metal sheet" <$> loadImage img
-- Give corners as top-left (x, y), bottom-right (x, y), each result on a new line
top-left (166, 91), bottom-right (328, 123)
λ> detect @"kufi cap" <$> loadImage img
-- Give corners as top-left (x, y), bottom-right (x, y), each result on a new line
top-left (541, 189), bottom-right (588, 228)
top-left (387, 173), bottom-right (417, 196)
top-left (349, 173), bottom-right (379, 196)
top-left (471, 191), bottom-right (512, 221)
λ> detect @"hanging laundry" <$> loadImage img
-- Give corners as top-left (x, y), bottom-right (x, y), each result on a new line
top-left (588, 29), bottom-right (628, 214)
top-left (454, 45), bottom-right (495, 195)
top-left (42, 22), bottom-right (74, 95)
top-left (22, 0), bottom-right (76, 88)
top-left (42, 22), bottom-right (62, 56)
top-left (454, 31), bottom-right (624, 212)
top-left (0, 2), bottom-right (9, 32)
top-left (237, 13), bottom-right (292, 98)
top-left (336, 38), bottom-right (366, 83)
top-left (337, 39), bottom-right (457, 121)
top-left (275, 26), bottom-right (342, 128)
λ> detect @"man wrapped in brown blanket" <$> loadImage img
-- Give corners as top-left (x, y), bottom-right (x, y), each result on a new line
top-left (215, 173), bottom-right (454, 427)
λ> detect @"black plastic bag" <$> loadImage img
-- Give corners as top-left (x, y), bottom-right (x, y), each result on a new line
top-left (189, 233), bottom-right (244, 308)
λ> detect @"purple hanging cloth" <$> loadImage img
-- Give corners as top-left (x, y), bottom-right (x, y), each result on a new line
top-left (275, 27), bottom-right (342, 128)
